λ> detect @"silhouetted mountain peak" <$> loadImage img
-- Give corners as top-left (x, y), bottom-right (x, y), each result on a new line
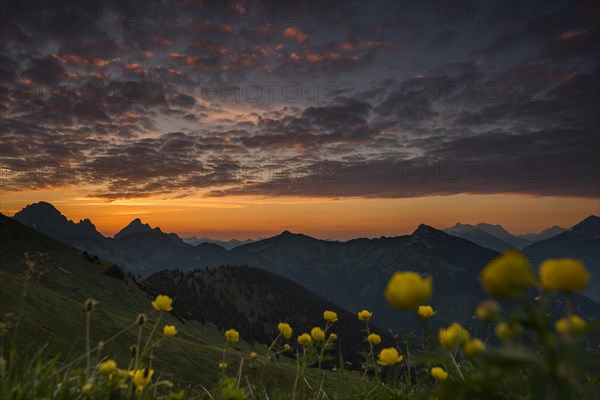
top-left (410, 224), bottom-right (448, 242)
top-left (261, 230), bottom-right (316, 243)
top-left (13, 201), bottom-right (102, 239)
top-left (78, 218), bottom-right (94, 227)
top-left (15, 201), bottom-right (64, 220)
top-left (412, 224), bottom-right (438, 235)
top-left (114, 218), bottom-right (155, 239)
top-left (567, 215), bottom-right (600, 240)
top-left (276, 230), bottom-right (310, 239)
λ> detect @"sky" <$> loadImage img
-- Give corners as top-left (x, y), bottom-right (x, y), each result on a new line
top-left (1, 0), bottom-right (599, 239)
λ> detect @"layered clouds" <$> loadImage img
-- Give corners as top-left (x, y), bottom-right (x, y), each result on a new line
top-left (1, 0), bottom-right (598, 200)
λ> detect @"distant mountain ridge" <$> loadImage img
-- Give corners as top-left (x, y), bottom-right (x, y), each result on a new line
top-left (443, 222), bottom-right (533, 249)
top-left (518, 226), bottom-right (567, 242)
top-left (443, 222), bottom-right (568, 252)
top-left (11, 202), bottom-right (600, 331)
top-left (182, 236), bottom-right (257, 249)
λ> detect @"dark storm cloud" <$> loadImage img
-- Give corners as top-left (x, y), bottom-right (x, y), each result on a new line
top-left (1, 0), bottom-right (598, 199)
top-left (23, 55), bottom-right (68, 84)
top-left (425, 30), bottom-right (458, 49)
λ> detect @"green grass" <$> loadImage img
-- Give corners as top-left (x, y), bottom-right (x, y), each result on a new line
top-left (0, 216), bottom-right (363, 398)
top-left (1, 216), bottom-right (599, 400)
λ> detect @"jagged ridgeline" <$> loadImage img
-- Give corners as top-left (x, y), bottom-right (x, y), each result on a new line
top-left (0, 214), bottom-right (388, 373)
top-left (11, 202), bottom-right (600, 339)
top-left (143, 266), bottom-right (391, 368)
top-left (0, 214), bottom-right (362, 388)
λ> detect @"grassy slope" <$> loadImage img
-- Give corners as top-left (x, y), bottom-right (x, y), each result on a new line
top-left (144, 267), bottom-right (394, 369)
top-left (0, 215), bottom-right (359, 394)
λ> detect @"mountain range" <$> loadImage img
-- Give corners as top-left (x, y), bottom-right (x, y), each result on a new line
top-left (442, 223), bottom-right (566, 251)
top-left (524, 215), bottom-right (600, 301)
top-left (181, 236), bottom-right (257, 249)
top-left (10, 202), bottom-right (600, 334)
top-left (0, 214), bottom-right (362, 388)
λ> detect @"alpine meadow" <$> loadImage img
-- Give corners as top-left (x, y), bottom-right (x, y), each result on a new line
top-left (0, 1), bottom-right (599, 400)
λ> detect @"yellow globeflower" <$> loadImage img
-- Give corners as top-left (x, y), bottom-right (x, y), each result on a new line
top-left (358, 310), bottom-right (373, 321)
top-left (540, 259), bottom-right (590, 292)
top-left (297, 333), bottom-right (312, 346)
top-left (278, 322), bottom-right (293, 339)
top-left (417, 305), bottom-right (436, 318)
top-left (480, 251), bottom-right (536, 298)
top-left (377, 347), bottom-right (403, 366)
top-left (250, 352), bottom-right (258, 360)
top-left (163, 325), bottom-right (177, 337)
top-left (555, 315), bottom-right (588, 335)
top-left (218, 362), bottom-right (228, 369)
top-left (329, 333), bottom-right (338, 341)
top-left (311, 327), bottom-right (325, 342)
top-left (438, 323), bottom-right (469, 350)
top-left (225, 329), bottom-right (240, 343)
top-left (431, 367), bottom-right (448, 381)
top-left (367, 333), bottom-right (382, 345)
top-left (82, 383), bottom-right (93, 395)
top-left (475, 299), bottom-right (501, 323)
top-left (495, 322), bottom-right (522, 340)
top-left (384, 272), bottom-right (432, 310)
top-left (98, 359), bottom-right (117, 375)
top-left (463, 339), bottom-right (485, 358)
top-left (323, 310), bottom-right (338, 322)
top-left (130, 368), bottom-right (154, 390)
top-left (151, 294), bottom-right (173, 311)
top-left (284, 344), bottom-right (291, 352)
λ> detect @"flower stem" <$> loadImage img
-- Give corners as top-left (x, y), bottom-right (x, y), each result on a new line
top-left (365, 322), bottom-right (376, 377)
top-left (300, 346), bottom-right (308, 398)
top-left (292, 351), bottom-right (301, 400)
top-left (85, 310), bottom-right (91, 376)
top-left (448, 350), bottom-right (465, 381)
top-left (220, 340), bottom-right (228, 379)
top-left (134, 323), bottom-right (143, 370)
top-left (315, 322), bottom-right (331, 397)
top-left (565, 291), bottom-right (574, 334)
top-left (257, 333), bottom-right (280, 393)
top-left (140, 312), bottom-right (161, 363)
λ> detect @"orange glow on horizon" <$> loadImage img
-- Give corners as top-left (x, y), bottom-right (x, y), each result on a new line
top-left (0, 189), bottom-right (598, 240)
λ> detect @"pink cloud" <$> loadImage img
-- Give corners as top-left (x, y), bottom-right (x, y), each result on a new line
top-left (283, 27), bottom-right (309, 43)
top-left (559, 31), bottom-right (586, 41)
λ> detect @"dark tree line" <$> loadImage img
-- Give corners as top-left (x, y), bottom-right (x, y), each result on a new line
top-left (143, 265), bottom-right (394, 369)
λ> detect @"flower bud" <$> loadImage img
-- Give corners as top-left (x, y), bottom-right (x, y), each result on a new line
top-left (496, 322), bottom-right (522, 341)
top-left (85, 299), bottom-right (97, 312)
top-left (475, 299), bottom-right (501, 323)
top-left (82, 382), bottom-right (93, 395)
top-left (136, 313), bottom-right (147, 326)
top-left (130, 344), bottom-right (137, 358)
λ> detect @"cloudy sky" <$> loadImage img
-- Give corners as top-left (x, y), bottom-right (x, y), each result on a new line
top-left (1, 0), bottom-right (599, 239)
